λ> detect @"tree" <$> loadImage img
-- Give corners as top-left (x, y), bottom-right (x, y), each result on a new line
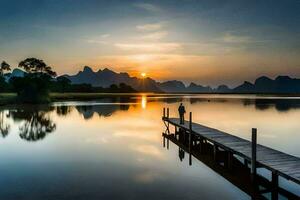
top-left (0, 61), bottom-right (11, 76)
top-left (10, 58), bottom-right (57, 103)
top-left (56, 76), bottom-right (71, 92)
top-left (18, 58), bottom-right (56, 77)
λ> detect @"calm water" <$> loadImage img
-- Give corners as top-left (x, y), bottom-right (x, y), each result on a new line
top-left (0, 94), bottom-right (300, 200)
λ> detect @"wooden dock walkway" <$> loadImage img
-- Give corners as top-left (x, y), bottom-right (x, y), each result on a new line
top-left (162, 109), bottom-right (300, 187)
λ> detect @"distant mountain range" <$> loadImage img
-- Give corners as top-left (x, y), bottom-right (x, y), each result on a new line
top-left (64, 66), bottom-right (161, 92)
top-left (5, 67), bottom-right (300, 94)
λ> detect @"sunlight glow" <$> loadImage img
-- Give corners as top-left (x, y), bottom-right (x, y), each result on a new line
top-left (141, 73), bottom-right (147, 78)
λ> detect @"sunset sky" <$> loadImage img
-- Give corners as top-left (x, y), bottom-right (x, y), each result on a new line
top-left (0, 0), bottom-right (299, 86)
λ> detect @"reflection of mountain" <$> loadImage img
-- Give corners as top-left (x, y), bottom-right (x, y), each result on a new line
top-left (252, 99), bottom-right (300, 112)
top-left (76, 104), bottom-right (130, 119)
top-left (9, 106), bottom-right (56, 141)
top-left (165, 97), bottom-right (300, 112)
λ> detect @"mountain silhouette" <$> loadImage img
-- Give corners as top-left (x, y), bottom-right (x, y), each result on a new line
top-left (4, 68), bottom-right (26, 81)
top-left (186, 82), bottom-right (212, 93)
top-left (233, 76), bottom-right (300, 93)
top-left (158, 80), bottom-right (186, 93)
top-left (63, 67), bottom-right (300, 93)
top-left (5, 66), bottom-right (300, 94)
top-left (63, 66), bottom-right (162, 92)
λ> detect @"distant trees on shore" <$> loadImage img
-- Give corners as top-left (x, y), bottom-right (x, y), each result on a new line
top-left (10, 58), bottom-right (57, 103)
top-left (0, 58), bottom-right (136, 103)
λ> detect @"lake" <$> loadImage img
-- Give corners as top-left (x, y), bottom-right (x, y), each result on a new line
top-left (0, 94), bottom-right (299, 200)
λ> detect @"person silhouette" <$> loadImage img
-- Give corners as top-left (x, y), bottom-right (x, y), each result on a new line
top-left (179, 148), bottom-right (185, 161)
top-left (178, 103), bottom-right (186, 125)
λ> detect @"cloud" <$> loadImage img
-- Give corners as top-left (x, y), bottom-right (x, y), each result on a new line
top-left (86, 34), bottom-right (110, 44)
top-left (131, 144), bottom-right (163, 158)
top-left (136, 22), bottom-right (164, 31)
top-left (100, 34), bottom-right (110, 38)
top-left (134, 3), bottom-right (161, 12)
top-left (222, 32), bottom-right (252, 43)
top-left (140, 31), bottom-right (168, 40)
top-left (114, 42), bottom-right (181, 52)
top-left (134, 170), bottom-right (162, 183)
top-left (86, 39), bottom-right (108, 44)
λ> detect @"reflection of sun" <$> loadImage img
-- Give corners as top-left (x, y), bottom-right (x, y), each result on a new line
top-left (141, 72), bottom-right (146, 78)
top-left (141, 95), bottom-right (147, 109)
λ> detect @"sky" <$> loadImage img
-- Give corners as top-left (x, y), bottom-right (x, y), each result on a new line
top-left (0, 0), bottom-right (299, 86)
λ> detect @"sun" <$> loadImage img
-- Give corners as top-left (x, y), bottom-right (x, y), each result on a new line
top-left (141, 72), bottom-right (146, 78)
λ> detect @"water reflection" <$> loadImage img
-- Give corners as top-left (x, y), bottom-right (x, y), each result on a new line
top-left (141, 95), bottom-right (147, 109)
top-left (56, 106), bottom-right (73, 116)
top-left (145, 95), bottom-right (300, 112)
top-left (0, 95), bottom-right (299, 200)
top-left (252, 99), bottom-right (300, 112)
top-left (0, 111), bottom-right (10, 138)
top-left (9, 106), bottom-right (56, 141)
top-left (75, 104), bottom-right (130, 119)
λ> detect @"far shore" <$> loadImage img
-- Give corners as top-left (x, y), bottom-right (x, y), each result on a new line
top-left (1, 92), bottom-right (300, 106)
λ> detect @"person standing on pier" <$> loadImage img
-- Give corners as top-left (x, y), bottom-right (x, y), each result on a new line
top-left (178, 103), bottom-right (186, 124)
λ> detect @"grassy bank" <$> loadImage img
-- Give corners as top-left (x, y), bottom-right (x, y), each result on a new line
top-left (0, 92), bottom-right (150, 105)
top-left (0, 93), bottom-right (17, 105)
top-left (49, 92), bottom-right (151, 101)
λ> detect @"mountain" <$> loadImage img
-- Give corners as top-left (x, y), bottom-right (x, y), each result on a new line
top-left (3, 66), bottom-right (300, 94)
top-left (215, 85), bottom-right (231, 93)
top-left (233, 76), bottom-right (300, 93)
top-left (233, 81), bottom-right (255, 93)
top-left (158, 80), bottom-right (186, 93)
top-left (62, 67), bottom-right (300, 94)
top-left (4, 68), bottom-right (26, 81)
top-left (63, 66), bottom-right (162, 92)
top-left (186, 82), bottom-right (212, 93)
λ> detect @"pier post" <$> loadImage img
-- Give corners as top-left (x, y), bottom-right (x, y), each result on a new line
top-left (167, 108), bottom-right (169, 119)
top-left (271, 171), bottom-right (278, 200)
top-left (167, 108), bottom-right (170, 133)
top-left (213, 144), bottom-right (218, 162)
top-left (227, 152), bottom-right (233, 170)
top-left (244, 159), bottom-right (249, 168)
top-left (199, 138), bottom-right (203, 153)
top-left (251, 128), bottom-right (257, 181)
top-left (163, 108), bottom-right (166, 118)
top-left (189, 112), bottom-right (192, 151)
top-left (167, 137), bottom-right (169, 149)
top-left (189, 112), bottom-right (192, 166)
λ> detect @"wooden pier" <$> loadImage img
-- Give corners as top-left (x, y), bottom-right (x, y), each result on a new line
top-left (162, 108), bottom-right (300, 199)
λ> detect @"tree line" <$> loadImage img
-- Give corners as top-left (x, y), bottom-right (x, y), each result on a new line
top-left (0, 58), bottom-right (136, 103)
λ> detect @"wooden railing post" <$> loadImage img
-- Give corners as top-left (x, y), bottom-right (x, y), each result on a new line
top-left (166, 108), bottom-right (170, 133)
top-left (167, 108), bottom-right (169, 119)
top-left (251, 128), bottom-right (257, 180)
top-left (163, 108), bottom-right (166, 118)
top-left (189, 112), bottom-right (192, 166)
top-left (189, 112), bottom-right (192, 150)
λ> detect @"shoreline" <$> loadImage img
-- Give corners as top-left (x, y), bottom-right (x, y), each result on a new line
top-left (1, 92), bottom-right (300, 106)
